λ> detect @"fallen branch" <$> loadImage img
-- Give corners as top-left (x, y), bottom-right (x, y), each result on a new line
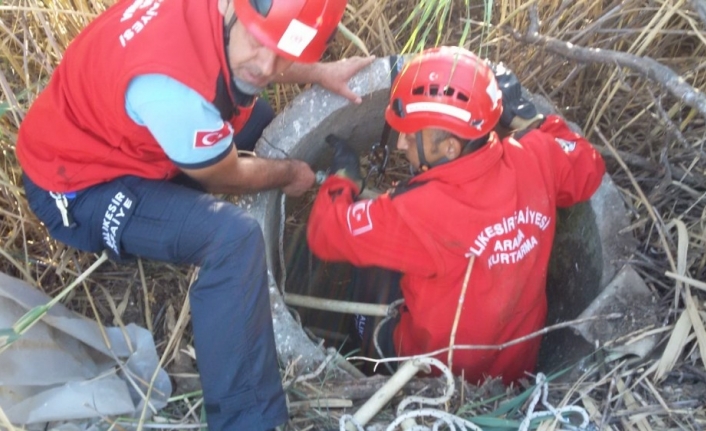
top-left (507, 5), bottom-right (706, 118)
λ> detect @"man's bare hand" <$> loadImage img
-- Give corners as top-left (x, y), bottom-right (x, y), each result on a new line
top-left (318, 56), bottom-right (376, 104)
top-left (281, 159), bottom-right (316, 197)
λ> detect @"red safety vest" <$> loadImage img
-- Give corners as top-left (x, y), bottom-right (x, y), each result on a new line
top-left (16, 0), bottom-right (251, 192)
top-left (307, 115), bottom-right (606, 384)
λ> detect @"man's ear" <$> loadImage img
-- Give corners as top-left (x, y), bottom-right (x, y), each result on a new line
top-left (444, 137), bottom-right (464, 161)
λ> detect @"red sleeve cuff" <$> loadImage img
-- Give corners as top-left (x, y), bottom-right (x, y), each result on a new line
top-left (321, 175), bottom-right (361, 195)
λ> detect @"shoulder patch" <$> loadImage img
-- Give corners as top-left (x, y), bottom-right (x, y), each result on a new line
top-left (347, 200), bottom-right (373, 236)
top-left (555, 137), bottom-right (576, 152)
top-left (194, 121), bottom-right (232, 148)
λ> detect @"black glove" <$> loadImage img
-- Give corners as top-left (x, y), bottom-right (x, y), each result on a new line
top-left (326, 134), bottom-right (363, 185)
top-left (492, 62), bottom-right (544, 130)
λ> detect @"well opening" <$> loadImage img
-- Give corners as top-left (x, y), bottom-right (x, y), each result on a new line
top-left (245, 57), bottom-right (636, 376)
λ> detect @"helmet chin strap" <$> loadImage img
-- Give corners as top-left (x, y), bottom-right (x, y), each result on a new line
top-left (414, 132), bottom-right (430, 172)
top-left (414, 131), bottom-right (450, 173)
top-left (224, 5), bottom-right (236, 47)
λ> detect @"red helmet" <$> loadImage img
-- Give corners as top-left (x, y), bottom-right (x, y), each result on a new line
top-left (234, 0), bottom-right (346, 63)
top-left (385, 46), bottom-right (503, 140)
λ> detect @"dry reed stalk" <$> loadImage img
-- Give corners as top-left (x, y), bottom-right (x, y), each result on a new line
top-left (447, 254), bottom-right (475, 371)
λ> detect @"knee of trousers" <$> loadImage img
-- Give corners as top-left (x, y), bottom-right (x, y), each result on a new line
top-left (204, 204), bottom-right (265, 251)
top-left (199, 207), bottom-right (266, 268)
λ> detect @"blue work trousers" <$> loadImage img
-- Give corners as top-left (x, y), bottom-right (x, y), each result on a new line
top-left (21, 99), bottom-right (287, 431)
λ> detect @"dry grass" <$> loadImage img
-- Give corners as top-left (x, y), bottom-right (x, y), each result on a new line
top-left (1, 0), bottom-right (706, 429)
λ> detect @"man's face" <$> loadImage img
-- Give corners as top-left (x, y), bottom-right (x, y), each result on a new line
top-left (396, 132), bottom-right (421, 170)
top-left (227, 20), bottom-right (294, 92)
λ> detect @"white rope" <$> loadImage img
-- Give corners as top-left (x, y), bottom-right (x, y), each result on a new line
top-left (339, 359), bottom-right (593, 431)
top-left (386, 408), bottom-right (482, 431)
top-left (387, 358), bottom-right (482, 431)
top-left (518, 373), bottom-right (590, 431)
top-left (340, 414), bottom-right (365, 431)
top-left (396, 357), bottom-right (455, 414)
top-left (337, 357), bottom-right (481, 431)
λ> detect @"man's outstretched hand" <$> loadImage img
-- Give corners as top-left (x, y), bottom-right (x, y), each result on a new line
top-left (318, 56), bottom-right (376, 104)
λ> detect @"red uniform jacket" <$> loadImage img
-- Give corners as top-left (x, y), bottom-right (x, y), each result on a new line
top-left (307, 115), bottom-right (606, 384)
top-left (16, 0), bottom-right (251, 192)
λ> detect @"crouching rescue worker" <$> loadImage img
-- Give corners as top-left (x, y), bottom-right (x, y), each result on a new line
top-left (306, 46), bottom-right (606, 385)
top-left (15, 0), bottom-right (375, 429)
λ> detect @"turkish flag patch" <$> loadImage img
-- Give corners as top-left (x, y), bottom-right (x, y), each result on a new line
top-left (194, 122), bottom-right (232, 148)
top-left (555, 138), bottom-right (576, 152)
top-left (347, 200), bottom-right (373, 236)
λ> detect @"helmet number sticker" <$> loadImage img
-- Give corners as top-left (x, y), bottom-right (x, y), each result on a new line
top-left (486, 81), bottom-right (502, 109)
top-left (277, 19), bottom-right (318, 58)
